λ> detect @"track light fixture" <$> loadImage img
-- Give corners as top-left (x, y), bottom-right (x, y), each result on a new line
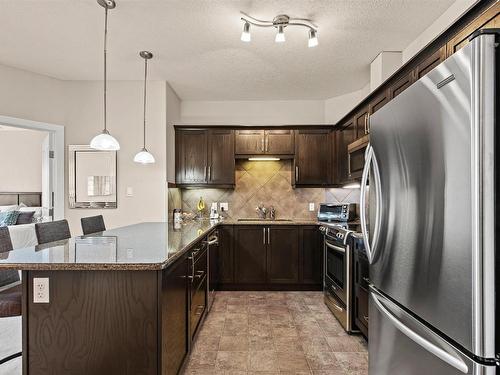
top-left (240, 12), bottom-right (318, 47)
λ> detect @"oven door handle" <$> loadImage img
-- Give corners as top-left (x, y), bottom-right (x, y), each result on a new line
top-left (325, 241), bottom-right (345, 253)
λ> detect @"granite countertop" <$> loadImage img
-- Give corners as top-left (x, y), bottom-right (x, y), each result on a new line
top-left (0, 219), bottom-right (320, 271)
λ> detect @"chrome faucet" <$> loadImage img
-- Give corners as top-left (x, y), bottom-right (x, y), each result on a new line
top-left (256, 204), bottom-right (267, 219)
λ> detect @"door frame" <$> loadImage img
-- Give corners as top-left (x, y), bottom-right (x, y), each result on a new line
top-left (0, 115), bottom-right (64, 220)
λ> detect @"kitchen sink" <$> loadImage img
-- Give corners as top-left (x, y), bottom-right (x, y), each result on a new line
top-left (237, 218), bottom-right (293, 222)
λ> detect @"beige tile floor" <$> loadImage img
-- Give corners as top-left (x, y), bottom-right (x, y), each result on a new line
top-left (183, 291), bottom-right (368, 375)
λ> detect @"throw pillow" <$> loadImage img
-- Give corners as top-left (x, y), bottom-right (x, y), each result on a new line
top-left (0, 211), bottom-right (20, 227)
top-left (16, 211), bottom-right (35, 225)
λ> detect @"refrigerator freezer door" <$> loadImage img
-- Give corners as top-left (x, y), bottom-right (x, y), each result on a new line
top-left (368, 34), bottom-right (496, 358)
top-left (369, 288), bottom-right (496, 375)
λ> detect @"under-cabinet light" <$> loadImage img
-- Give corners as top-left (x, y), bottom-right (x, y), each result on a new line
top-left (248, 157), bottom-right (281, 161)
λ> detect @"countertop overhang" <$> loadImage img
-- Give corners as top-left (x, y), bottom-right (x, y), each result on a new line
top-left (0, 219), bottom-right (318, 271)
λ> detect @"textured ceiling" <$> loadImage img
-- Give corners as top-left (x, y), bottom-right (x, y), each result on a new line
top-left (0, 0), bottom-right (455, 100)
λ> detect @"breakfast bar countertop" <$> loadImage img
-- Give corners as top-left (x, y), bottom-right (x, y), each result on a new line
top-left (0, 221), bottom-right (219, 271)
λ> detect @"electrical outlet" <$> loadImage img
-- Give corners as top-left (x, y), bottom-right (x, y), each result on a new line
top-left (309, 203), bottom-right (315, 211)
top-left (127, 248), bottom-right (134, 259)
top-left (126, 187), bottom-right (134, 197)
top-left (220, 202), bottom-right (229, 211)
top-left (33, 277), bottom-right (49, 303)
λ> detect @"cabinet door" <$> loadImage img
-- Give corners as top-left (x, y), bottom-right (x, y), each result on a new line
top-left (294, 129), bottom-right (332, 186)
top-left (299, 226), bottom-right (323, 285)
top-left (414, 46), bottom-right (446, 80)
top-left (176, 129), bottom-right (208, 184)
top-left (369, 89), bottom-right (389, 116)
top-left (235, 226), bottom-right (267, 283)
top-left (218, 225), bottom-right (234, 283)
top-left (389, 71), bottom-right (415, 99)
top-left (354, 106), bottom-right (369, 138)
top-left (162, 255), bottom-right (189, 375)
top-left (267, 226), bottom-right (299, 284)
top-left (265, 129), bottom-right (294, 155)
top-left (446, 4), bottom-right (499, 57)
top-left (208, 129), bottom-right (235, 185)
top-left (336, 119), bottom-right (356, 185)
top-left (235, 130), bottom-right (265, 155)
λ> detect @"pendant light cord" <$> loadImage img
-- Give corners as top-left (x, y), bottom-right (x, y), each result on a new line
top-left (143, 57), bottom-right (148, 149)
top-left (103, 6), bottom-right (108, 132)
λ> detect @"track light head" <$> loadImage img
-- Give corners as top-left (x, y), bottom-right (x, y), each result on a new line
top-left (308, 29), bottom-right (318, 47)
top-left (275, 25), bottom-right (285, 43)
top-left (241, 21), bottom-right (251, 42)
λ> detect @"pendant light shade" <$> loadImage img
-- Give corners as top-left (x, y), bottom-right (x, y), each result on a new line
top-left (134, 148), bottom-right (156, 164)
top-left (134, 51), bottom-right (155, 164)
top-left (90, 0), bottom-right (120, 151)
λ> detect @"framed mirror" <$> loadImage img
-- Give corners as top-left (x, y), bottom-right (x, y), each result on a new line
top-left (68, 145), bottom-right (117, 208)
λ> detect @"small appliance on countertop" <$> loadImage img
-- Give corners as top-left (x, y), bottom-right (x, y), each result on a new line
top-left (317, 203), bottom-right (357, 222)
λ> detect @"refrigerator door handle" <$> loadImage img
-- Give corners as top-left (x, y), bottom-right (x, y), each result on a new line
top-left (360, 145), bottom-right (382, 264)
top-left (371, 290), bottom-right (469, 374)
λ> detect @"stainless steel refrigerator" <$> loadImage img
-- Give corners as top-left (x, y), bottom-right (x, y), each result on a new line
top-left (360, 31), bottom-right (498, 374)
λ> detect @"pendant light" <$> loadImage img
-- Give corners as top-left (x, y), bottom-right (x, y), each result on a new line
top-left (134, 51), bottom-right (155, 164)
top-left (90, 0), bottom-right (120, 151)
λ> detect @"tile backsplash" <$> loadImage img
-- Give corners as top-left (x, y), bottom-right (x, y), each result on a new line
top-left (171, 160), bottom-right (359, 221)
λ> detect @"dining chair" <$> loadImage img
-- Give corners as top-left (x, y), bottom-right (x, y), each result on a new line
top-left (81, 215), bottom-right (106, 235)
top-left (35, 219), bottom-right (71, 245)
top-left (0, 227), bottom-right (22, 365)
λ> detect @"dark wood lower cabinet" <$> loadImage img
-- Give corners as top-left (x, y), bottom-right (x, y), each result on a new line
top-left (235, 226), bottom-right (267, 284)
top-left (267, 226), bottom-right (299, 284)
top-left (218, 225), bottom-right (234, 283)
top-left (162, 254), bottom-right (189, 375)
top-left (299, 225), bottom-right (323, 285)
top-left (227, 225), bottom-right (322, 290)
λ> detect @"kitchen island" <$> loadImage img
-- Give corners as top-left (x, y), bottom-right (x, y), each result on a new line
top-left (0, 221), bottom-right (219, 375)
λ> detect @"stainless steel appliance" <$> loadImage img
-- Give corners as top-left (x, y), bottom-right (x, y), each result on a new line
top-left (206, 230), bottom-right (219, 311)
top-left (361, 31), bottom-right (498, 374)
top-left (320, 222), bottom-right (358, 333)
top-left (317, 203), bottom-right (357, 222)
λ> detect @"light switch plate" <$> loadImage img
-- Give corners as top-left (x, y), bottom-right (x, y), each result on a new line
top-left (309, 203), bottom-right (315, 212)
top-left (33, 277), bottom-right (49, 303)
top-left (126, 187), bottom-right (134, 197)
top-left (220, 202), bottom-right (229, 211)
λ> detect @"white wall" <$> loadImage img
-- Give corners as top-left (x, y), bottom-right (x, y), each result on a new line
top-left (166, 83), bottom-right (181, 184)
top-left (63, 80), bottom-right (167, 234)
top-left (324, 85), bottom-right (370, 124)
top-left (0, 129), bottom-right (47, 192)
top-left (370, 52), bottom-right (402, 92)
top-left (180, 100), bottom-right (325, 125)
top-left (402, 0), bottom-right (478, 63)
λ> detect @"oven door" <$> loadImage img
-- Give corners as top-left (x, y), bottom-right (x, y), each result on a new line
top-left (324, 238), bottom-right (347, 304)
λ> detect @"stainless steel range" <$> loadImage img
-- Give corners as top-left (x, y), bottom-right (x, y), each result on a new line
top-left (319, 222), bottom-right (359, 333)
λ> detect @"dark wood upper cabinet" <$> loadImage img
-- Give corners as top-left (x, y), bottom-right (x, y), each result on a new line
top-left (335, 119), bottom-right (356, 185)
top-left (208, 129), bottom-right (235, 185)
top-left (265, 129), bottom-right (294, 155)
top-left (414, 46), bottom-right (447, 80)
top-left (446, 4), bottom-right (498, 57)
top-left (235, 129), bottom-right (294, 156)
top-left (267, 226), bottom-right (299, 284)
top-left (294, 129), bottom-right (332, 186)
top-left (389, 70), bottom-right (415, 99)
top-left (234, 226), bottom-right (267, 284)
top-left (235, 130), bottom-right (265, 155)
top-left (299, 225), bottom-right (323, 285)
top-left (176, 129), bottom-right (208, 185)
top-left (354, 106), bottom-right (369, 138)
top-left (176, 128), bottom-right (234, 186)
top-left (369, 89), bottom-right (389, 116)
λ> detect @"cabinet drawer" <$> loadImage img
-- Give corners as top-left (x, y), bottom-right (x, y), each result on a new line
top-left (191, 277), bottom-right (207, 338)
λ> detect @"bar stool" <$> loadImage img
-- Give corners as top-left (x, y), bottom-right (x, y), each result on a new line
top-left (81, 215), bottom-right (106, 235)
top-left (35, 219), bottom-right (71, 245)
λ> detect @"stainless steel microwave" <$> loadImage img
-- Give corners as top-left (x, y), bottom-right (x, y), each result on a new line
top-left (317, 203), bottom-right (357, 222)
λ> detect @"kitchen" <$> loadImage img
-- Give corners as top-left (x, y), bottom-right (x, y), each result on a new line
top-left (0, 0), bottom-right (498, 374)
